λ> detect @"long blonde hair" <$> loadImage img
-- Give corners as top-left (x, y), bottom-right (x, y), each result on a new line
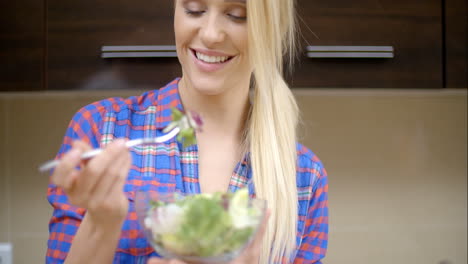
top-left (247, 0), bottom-right (299, 262)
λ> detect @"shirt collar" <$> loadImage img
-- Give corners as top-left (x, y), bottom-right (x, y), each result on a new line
top-left (154, 78), bottom-right (184, 129)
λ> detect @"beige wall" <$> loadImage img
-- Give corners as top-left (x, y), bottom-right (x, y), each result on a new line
top-left (0, 89), bottom-right (466, 263)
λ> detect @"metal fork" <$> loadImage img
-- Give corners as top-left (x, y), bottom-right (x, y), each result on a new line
top-left (38, 127), bottom-right (180, 173)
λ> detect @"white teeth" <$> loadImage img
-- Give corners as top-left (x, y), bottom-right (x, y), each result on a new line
top-left (195, 52), bottom-right (229, 63)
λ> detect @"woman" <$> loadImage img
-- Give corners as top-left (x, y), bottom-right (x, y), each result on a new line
top-left (46, 0), bottom-right (328, 263)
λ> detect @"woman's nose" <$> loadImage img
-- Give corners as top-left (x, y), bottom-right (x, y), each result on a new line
top-left (200, 14), bottom-right (225, 47)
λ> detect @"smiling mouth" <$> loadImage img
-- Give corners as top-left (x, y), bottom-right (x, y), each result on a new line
top-left (191, 49), bottom-right (234, 64)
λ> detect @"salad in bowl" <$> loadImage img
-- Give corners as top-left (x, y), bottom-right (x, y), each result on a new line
top-left (134, 108), bottom-right (265, 262)
top-left (135, 188), bottom-right (266, 263)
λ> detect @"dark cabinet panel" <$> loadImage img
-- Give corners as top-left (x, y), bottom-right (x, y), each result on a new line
top-left (445, 0), bottom-right (468, 87)
top-left (0, 1), bottom-right (44, 91)
top-left (47, 0), bottom-right (179, 90)
top-left (292, 0), bottom-right (443, 88)
top-left (4, 0), bottom-right (457, 91)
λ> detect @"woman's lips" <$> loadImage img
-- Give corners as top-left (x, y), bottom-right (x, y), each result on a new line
top-left (190, 48), bottom-right (234, 73)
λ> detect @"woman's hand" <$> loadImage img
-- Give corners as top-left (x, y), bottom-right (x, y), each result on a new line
top-left (51, 139), bottom-right (132, 227)
top-left (147, 211), bottom-right (271, 264)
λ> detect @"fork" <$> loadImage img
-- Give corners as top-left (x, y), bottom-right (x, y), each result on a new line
top-left (38, 127), bottom-right (180, 173)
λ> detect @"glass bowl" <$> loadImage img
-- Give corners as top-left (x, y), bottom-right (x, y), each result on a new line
top-left (135, 189), bottom-right (266, 264)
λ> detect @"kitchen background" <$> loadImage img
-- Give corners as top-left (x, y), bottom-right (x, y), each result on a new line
top-left (0, 0), bottom-right (467, 263)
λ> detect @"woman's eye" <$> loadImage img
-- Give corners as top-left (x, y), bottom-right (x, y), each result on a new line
top-left (227, 14), bottom-right (247, 21)
top-left (185, 9), bottom-right (205, 16)
top-left (227, 7), bottom-right (247, 22)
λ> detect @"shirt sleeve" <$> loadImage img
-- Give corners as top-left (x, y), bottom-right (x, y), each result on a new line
top-left (294, 160), bottom-right (329, 263)
top-left (45, 105), bottom-right (103, 263)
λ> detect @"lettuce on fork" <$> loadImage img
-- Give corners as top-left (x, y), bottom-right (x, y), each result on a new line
top-left (163, 108), bottom-right (203, 148)
top-left (144, 189), bottom-right (262, 257)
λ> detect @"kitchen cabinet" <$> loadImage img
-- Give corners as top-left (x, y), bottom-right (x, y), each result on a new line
top-left (292, 0), bottom-right (443, 88)
top-left (47, 0), bottom-right (178, 90)
top-left (0, 0), bottom-right (44, 91)
top-left (47, 0), bottom-right (446, 90)
top-left (445, 0), bottom-right (468, 87)
top-left (1, 0), bottom-right (466, 91)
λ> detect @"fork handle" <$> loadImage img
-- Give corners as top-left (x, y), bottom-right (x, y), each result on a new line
top-left (38, 127), bottom-right (180, 173)
top-left (38, 148), bottom-right (104, 173)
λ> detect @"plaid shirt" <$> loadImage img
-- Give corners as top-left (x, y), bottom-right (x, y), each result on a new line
top-left (46, 78), bottom-right (328, 264)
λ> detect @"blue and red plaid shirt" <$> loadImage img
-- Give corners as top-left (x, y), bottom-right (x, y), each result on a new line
top-left (46, 78), bottom-right (328, 264)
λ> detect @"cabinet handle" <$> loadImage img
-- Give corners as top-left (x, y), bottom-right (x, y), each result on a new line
top-left (306, 46), bottom-right (394, 58)
top-left (101, 45), bottom-right (177, 58)
top-left (101, 45), bottom-right (394, 59)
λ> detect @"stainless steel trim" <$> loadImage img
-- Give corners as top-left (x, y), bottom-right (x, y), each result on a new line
top-left (307, 52), bottom-right (394, 58)
top-left (101, 45), bottom-right (178, 58)
top-left (101, 45), bottom-right (177, 52)
top-left (100, 45), bottom-right (394, 59)
top-left (307, 46), bottom-right (393, 52)
top-left (307, 45), bottom-right (394, 58)
top-left (101, 52), bottom-right (178, 58)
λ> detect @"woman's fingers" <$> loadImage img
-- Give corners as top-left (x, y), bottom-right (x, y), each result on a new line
top-left (90, 141), bottom-right (131, 210)
top-left (108, 148), bottom-right (132, 195)
top-left (53, 139), bottom-right (131, 213)
top-left (67, 141), bottom-right (93, 189)
top-left (75, 139), bottom-right (126, 204)
top-left (147, 258), bottom-right (161, 264)
top-left (147, 258), bottom-right (187, 264)
top-left (71, 140), bottom-right (93, 152)
top-left (51, 147), bottom-right (83, 190)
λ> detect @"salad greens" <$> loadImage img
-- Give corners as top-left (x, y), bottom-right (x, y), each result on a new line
top-left (145, 109), bottom-right (261, 257)
top-left (163, 108), bottom-right (203, 148)
top-left (144, 189), bottom-right (262, 257)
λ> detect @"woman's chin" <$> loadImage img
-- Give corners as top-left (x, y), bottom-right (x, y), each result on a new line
top-left (193, 86), bottom-right (226, 96)
top-left (185, 76), bottom-right (231, 96)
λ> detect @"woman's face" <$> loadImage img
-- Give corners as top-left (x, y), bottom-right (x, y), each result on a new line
top-left (174, 0), bottom-right (251, 96)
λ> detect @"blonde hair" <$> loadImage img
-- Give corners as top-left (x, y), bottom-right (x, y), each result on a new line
top-left (247, 0), bottom-right (299, 263)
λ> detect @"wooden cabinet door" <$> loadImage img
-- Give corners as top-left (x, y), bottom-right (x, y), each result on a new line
top-left (445, 0), bottom-right (468, 88)
top-left (47, 0), bottom-right (445, 90)
top-left (47, 0), bottom-right (179, 90)
top-left (0, 0), bottom-right (44, 91)
top-left (291, 0), bottom-right (443, 88)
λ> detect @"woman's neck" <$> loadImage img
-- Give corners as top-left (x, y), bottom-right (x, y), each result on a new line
top-left (178, 77), bottom-right (251, 140)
